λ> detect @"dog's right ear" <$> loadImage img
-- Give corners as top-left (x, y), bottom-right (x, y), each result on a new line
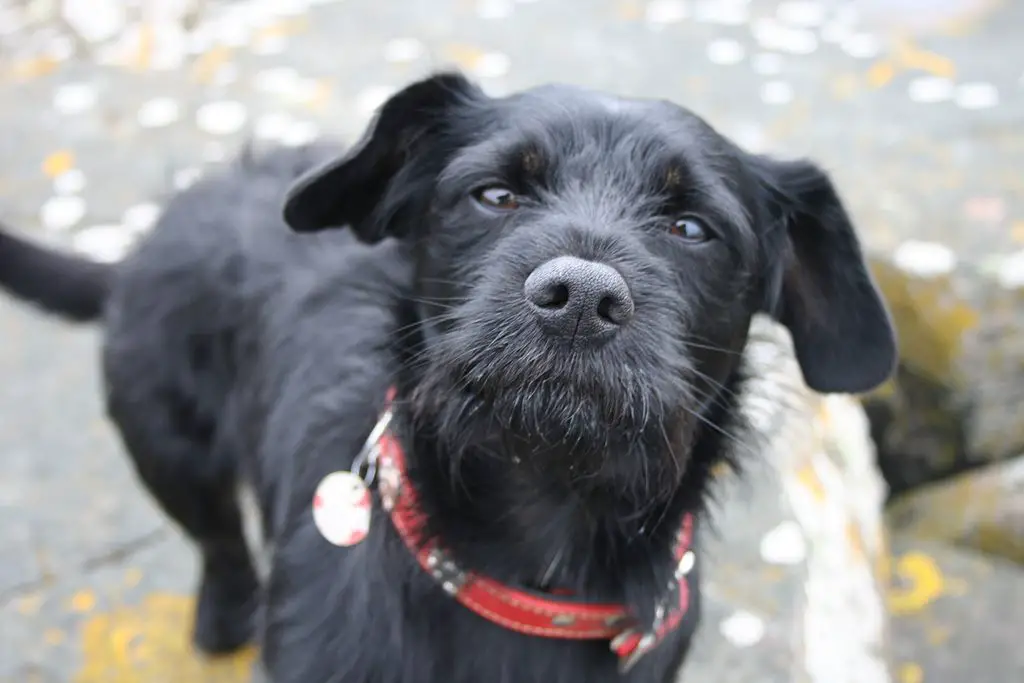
top-left (283, 72), bottom-right (484, 240)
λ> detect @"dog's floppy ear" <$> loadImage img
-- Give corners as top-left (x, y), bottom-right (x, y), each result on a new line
top-left (283, 71), bottom-right (484, 239)
top-left (753, 155), bottom-right (897, 394)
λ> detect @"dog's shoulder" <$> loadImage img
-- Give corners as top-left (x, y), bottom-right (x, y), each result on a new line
top-left (106, 141), bottom-right (389, 329)
top-left (103, 141), bottom-right (412, 452)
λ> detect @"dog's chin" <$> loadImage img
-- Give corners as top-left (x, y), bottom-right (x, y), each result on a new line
top-left (411, 346), bottom-right (697, 500)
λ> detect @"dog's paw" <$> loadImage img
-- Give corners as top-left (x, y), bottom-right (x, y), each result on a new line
top-left (192, 568), bottom-right (259, 655)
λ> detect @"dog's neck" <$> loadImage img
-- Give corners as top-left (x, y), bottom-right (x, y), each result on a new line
top-left (387, 300), bottom-right (741, 622)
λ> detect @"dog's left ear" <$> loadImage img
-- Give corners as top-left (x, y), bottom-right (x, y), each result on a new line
top-left (283, 71), bottom-right (485, 239)
top-left (752, 155), bottom-right (897, 394)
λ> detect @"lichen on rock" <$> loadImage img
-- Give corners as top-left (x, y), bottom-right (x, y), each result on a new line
top-left (680, 316), bottom-right (893, 683)
top-left (886, 455), bottom-right (1024, 565)
top-left (865, 252), bottom-right (1024, 494)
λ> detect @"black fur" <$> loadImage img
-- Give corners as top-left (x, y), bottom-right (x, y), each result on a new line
top-left (0, 72), bottom-right (895, 683)
top-left (0, 229), bottom-right (110, 321)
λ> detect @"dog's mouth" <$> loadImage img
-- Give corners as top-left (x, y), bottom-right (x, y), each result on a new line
top-left (411, 315), bottom-right (699, 468)
top-left (421, 334), bottom-right (656, 424)
top-left (411, 358), bottom-right (698, 502)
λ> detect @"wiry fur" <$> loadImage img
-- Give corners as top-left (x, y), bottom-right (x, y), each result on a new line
top-left (0, 72), bottom-right (895, 683)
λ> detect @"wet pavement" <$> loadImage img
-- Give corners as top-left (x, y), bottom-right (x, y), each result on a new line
top-left (1, 0), bottom-right (1022, 681)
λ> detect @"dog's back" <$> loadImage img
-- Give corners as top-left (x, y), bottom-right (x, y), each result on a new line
top-left (1, 142), bottom-right (349, 325)
top-left (0, 142), bottom-right (415, 653)
top-left (101, 141), bottom-right (359, 415)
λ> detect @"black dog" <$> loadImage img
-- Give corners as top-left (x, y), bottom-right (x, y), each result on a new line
top-left (0, 72), bottom-right (895, 682)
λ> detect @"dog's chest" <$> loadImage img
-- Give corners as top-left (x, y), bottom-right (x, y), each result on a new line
top-left (259, 515), bottom-right (695, 683)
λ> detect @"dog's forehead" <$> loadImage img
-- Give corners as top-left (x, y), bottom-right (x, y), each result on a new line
top-left (489, 85), bottom-right (722, 157)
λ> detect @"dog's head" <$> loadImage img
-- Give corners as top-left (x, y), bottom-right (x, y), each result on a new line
top-left (283, 72), bottom-right (895, 500)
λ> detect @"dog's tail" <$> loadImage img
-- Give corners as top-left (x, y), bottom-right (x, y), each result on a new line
top-left (0, 222), bottom-right (112, 323)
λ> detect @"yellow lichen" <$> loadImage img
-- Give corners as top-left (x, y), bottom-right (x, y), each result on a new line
top-left (795, 464), bottom-right (827, 502)
top-left (130, 24), bottom-right (155, 72)
top-left (897, 662), bottom-right (925, 683)
top-left (70, 590), bottom-right (97, 613)
top-left (251, 17), bottom-right (307, 45)
top-left (888, 552), bottom-right (947, 615)
top-left (42, 151), bottom-right (75, 178)
top-left (867, 61), bottom-right (896, 88)
top-left (76, 593), bottom-right (257, 683)
top-left (10, 56), bottom-right (59, 80)
top-left (869, 259), bottom-right (979, 383)
top-left (846, 521), bottom-right (867, 563)
top-left (886, 465), bottom-right (1024, 564)
top-left (190, 45), bottom-right (233, 84)
top-left (892, 37), bottom-right (957, 79)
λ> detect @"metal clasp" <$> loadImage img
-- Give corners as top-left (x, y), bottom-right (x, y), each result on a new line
top-left (613, 585), bottom-right (682, 673)
top-left (613, 629), bottom-right (657, 674)
top-left (350, 407), bottom-right (393, 486)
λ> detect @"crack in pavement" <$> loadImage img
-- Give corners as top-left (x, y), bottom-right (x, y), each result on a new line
top-left (0, 526), bottom-right (169, 605)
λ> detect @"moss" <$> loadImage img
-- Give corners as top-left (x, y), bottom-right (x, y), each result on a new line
top-left (886, 459), bottom-right (1024, 564)
top-left (869, 258), bottom-right (980, 385)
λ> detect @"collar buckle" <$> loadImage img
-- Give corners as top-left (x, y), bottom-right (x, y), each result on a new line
top-left (612, 628), bottom-right (657, 673)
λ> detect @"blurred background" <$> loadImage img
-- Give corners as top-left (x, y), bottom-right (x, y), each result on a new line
top-left (0, 0), bottom-right (1021, 681)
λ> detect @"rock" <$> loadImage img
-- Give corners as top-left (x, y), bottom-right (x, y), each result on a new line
top-left (822, 0), bottom-right (1024, 495)
top-left (863, 254), bottom-right (1024, 495)
top-left (711, 0), bottom-right (1024, 496)
top-left (886, 455), bottom-right (1024, 565)
top-left (887, 535), bottom-right (1024, 682)
top-left (678, 315), bottom-right (892, 683)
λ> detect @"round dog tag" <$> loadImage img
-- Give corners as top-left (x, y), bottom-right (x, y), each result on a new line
top-left (312, 471), bottom-right (372, 546)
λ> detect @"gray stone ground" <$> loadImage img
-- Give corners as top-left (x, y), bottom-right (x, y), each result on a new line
top-left (1, 0), bottom-right (1023, 681)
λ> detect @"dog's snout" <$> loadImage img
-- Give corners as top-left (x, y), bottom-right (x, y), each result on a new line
top-left (524, 256), bottom-right (634, 338)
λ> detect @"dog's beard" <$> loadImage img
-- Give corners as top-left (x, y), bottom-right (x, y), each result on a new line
top-left (410, 333), bottom-right (700, 505)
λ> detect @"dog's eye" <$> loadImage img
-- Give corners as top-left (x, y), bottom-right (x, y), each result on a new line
top-left (475, 186), bottom-right (520, 211)
top-left (670, 217), bottom-right (712, 243)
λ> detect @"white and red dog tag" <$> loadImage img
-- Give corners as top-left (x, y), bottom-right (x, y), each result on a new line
top-left (312, 471), bottom-right (372, 546)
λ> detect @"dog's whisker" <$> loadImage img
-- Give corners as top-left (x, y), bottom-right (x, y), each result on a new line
top-left (391, 312), bottom-right (460, 342)
top-left (685, 365), bottom-right (742, 402)
top-left (682, 339), bottom-right (745, 357)
top-left (416, 276), bottom-right (473, 288)
top-left (403, 295), bottom-right (468, 305)
top-left (680, 405), bottom-right (756, 459)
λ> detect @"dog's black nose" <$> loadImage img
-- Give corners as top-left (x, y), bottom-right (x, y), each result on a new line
top-left (524, 256), bottom-right (634, 338)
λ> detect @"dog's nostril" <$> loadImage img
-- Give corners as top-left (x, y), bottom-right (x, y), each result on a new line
top-left (524, 269), bottom-right (569, 310)
top-left (537, 283), bottom-right (570, 309)
top-left (597, 294), bottom-right (631, 325)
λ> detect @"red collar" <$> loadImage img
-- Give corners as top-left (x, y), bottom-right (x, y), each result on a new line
top-left (315, 388), bottom-right (697, 673)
